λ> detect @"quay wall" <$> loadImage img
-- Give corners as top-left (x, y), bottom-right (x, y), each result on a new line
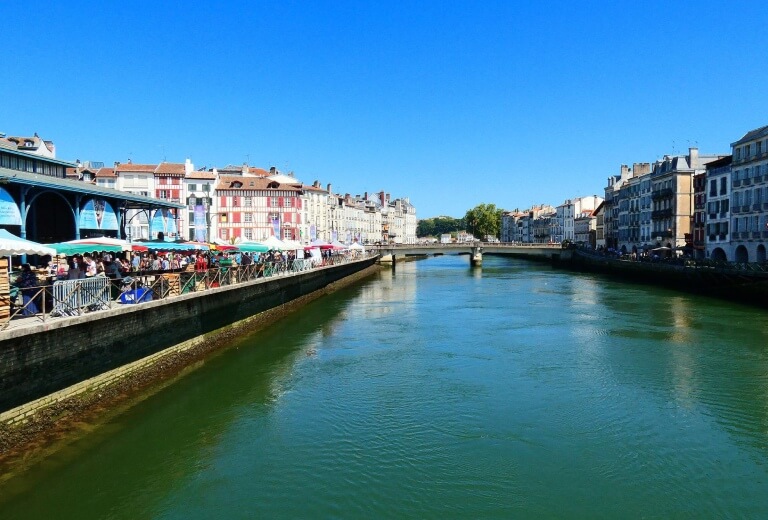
top-left (0, 258), bottom-right (378, 416)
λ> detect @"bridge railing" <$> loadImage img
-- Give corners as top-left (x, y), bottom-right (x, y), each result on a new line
top-left (1, 251), bottom-right (378, 332)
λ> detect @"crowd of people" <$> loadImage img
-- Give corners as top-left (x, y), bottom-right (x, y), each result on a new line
top-left (9, 247), bottom-right (358, 315)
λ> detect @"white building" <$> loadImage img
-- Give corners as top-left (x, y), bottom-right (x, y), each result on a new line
top-left (729, 125), bottom-right (768, 263)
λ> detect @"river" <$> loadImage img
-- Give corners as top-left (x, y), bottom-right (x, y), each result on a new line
top-left (1, 255), bottom-right (768, 518)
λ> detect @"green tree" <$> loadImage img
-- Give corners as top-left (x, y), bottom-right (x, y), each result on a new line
top-left (416, 219), bottom-right (436, 237)
top-left (416, 216), bottom-right (464, 237)
top-left (464, 203), bottom-right (503, 240)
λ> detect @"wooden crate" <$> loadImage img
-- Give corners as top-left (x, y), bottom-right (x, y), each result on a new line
top-left (0, 258), bottom-right (9, 322)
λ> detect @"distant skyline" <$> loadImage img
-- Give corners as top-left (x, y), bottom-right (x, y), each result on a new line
top-left (2, 1), bottom-right (767, 217)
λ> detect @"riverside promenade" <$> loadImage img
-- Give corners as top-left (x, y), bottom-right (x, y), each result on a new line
top-left (0, 253), bottom-right (379, 428)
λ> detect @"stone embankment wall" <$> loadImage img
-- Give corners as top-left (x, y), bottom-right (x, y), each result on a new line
top-left (0, 258), bottom-right (378, 418)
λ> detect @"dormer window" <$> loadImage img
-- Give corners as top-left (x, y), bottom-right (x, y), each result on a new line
top-left (24, 141), bottom-right (34, 147)
top-left (230, 181), bottom-right (243, 188)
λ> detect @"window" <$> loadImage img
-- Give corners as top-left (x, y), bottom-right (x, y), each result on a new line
top-left (244, 229), bottom-right (253, 240)
top-left (270, 197), bottom-right (278, 207)
top-left (244, 213), bottom-right (252, 223)
top-left (188, 183), bottom-right (197, 192)
top-left (758, 141), bottom-right (763, 155)
top-left (720, 177), bottom-right (727, 195)
top-left (244, 196), bottom-right (252, 207)
top-left (709, 180), bottom-right (717, 197)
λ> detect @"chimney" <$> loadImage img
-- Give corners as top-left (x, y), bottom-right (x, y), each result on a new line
top-left (327, 183), bottom-right (332, 194)
top-left (620, 164), bottom-right (630, 179)
top-left (185, 158), bottom-right (194, 175)
top-left (633, 162), bottom-right (651, 175)
top-left (689, 147), bottom-right (699, 167)
top-left (379, 191), bottom-right (386, 205)
top-left (270, 166), bottom-right (277, 174)
top-left (364, 191), bottom-right (368, 200)
top-left (313, 180), bottom-right (320, 188)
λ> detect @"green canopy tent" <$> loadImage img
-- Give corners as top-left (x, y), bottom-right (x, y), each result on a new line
top-left (137, 240), bottom-right (210, 252)
top-left (44, 242), bottom-right (123, 256)
top-left (237, 241), bottom-right (269, 253)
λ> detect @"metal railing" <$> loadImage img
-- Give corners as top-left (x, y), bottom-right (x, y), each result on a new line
top-left (574, 246), bottom-right (768, 273)
top-left (1, 251), bottom-right (377, 332)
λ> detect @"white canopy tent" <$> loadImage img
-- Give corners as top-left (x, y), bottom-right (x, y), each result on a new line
top-left (258, 235), bottom-right (287, 251)
top-left (0, 229), bottom-right (57, 257)
top-left (0, 229), bottom-right (57, 271)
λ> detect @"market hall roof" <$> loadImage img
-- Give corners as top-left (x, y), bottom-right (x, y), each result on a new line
top-left (0, 167), bottom-right (184, 210)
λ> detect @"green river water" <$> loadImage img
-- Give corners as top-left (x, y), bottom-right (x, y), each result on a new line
top-left (1, 255), bottom-right (768, 519)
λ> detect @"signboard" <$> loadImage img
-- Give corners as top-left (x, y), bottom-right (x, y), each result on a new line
top-left (79, 198), bottom-right (119, 230)
top-left (0, 188), bottom-right (21, 226)
top-left (194, 204), bottom-right (206, 241)
top-left (149, 209), bottom-right (177, 240)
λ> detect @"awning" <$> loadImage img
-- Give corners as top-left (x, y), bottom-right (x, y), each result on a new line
top-left (45, 242), bottom-right (123, 256)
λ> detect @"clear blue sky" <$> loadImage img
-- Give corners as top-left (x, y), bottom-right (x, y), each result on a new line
top-left (2, 1), bottom-right (767, 218)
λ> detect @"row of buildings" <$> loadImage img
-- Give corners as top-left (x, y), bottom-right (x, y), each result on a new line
top-left (0, 133), bottom-right (417, 246)
top-left (501, 125), bottom-right (768, 263)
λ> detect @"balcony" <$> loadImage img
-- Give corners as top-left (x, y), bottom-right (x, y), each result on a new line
top-left (651, 208), bottom-right (674, 220)
top-left (708, 213), bottom-right (717, 220)
top-left (651, 188), bottom-right (674, 201)
top-left (755, 175), bottom-right (765, 184)
top-left (744, 178), bottom-right (753, 186)
top-left (708, 234), bottom-right (716, 241)
top-left (742, 205), bottom-right (752, 213)
top-left (751, 231), bottom-right (762, 240)
top-left (763, 230), bottom-right (768, 239)
top-left (754, 204), bottom-right (762, 211)
top-left (654, 230), bottom-right (673, 238)
top-left (733, 179), bottom-right (743, 188)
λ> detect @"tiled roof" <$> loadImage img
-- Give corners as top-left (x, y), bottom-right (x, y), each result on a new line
top-left (185, 170), bottom-right (216, 180)
top-left (215, 175), bottom-right (302, 192)
top-left (115, 163), bottom-right (157, 173)
top-left (95, 167), bottom-right (116, 178)
top-left (155, 162), bottom-right (186, 175)
top-left (5, 135), bottom-right (42, 150)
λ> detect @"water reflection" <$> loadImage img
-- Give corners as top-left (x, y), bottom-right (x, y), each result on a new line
top-left (0, 283), bottom-right (370, 519)
top-left (2, 256), bottom-right (768, 518)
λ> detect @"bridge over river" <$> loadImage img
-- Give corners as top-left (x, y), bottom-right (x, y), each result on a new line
top-left (369, 243), bottom-right (571, 266)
